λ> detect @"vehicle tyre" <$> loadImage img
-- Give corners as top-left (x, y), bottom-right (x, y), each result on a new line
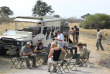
top-left (0, 48), bottom-right (7, 55)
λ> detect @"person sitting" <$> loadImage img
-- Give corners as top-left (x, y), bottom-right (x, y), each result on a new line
top-left (36, 38), bottom-right (44, 49)
top-left (76, 43), bottom-right (89, 67)
top-left (20, 42), bottom-right (37, 69)
top-left (47, 41), bottom-right (66, 72)
top-left (34, 42), bottom-right (48, 65)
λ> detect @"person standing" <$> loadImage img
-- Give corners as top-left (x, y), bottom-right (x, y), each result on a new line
top-left (55, 30), bottom-right (64, 48)
top-left (96, 28), bottom-right (104, 51)
top-left (74, 26), bottom-right (79, 43)
top-left (71, 27), bottom-right (76, 43)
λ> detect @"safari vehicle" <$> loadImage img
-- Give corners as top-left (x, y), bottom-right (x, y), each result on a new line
top-left (0, 16), bottom-right (69, 55)
top-left (0, 31), bottom-right (32, 55)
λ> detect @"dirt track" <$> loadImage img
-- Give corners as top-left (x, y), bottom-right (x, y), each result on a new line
top-left (6, 34), bottom-right (110, 74)
top-left (1, 23), bottom-right (110, 74)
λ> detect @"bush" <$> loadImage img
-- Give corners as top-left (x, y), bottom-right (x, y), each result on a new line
top-left (0, 15), bottom-right (14, 24)
top-left (62, 17), bottom-right (83, 23)
top-left (80, 13), bottom-right (110, 29)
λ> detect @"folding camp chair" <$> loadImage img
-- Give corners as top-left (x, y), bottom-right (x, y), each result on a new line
top-left (19, 55), bottom-right (39, 69)
top-left (49, 53), bottom-right (68, 74)
top-left (68, 54), bottom-right (79, 71)
top-left (55, 53), bottom-right (72, 73)
top-left (10, 57), bottom-right (20, 69)
top-left (58, 59), bottom-right (71, 73)
top-left (10, 57), bottom-right (26, 69)
top-left (36, 54), bottom-right (44, 66)
top-left (80, 51), bottom-right (90, 67)
top-left (36, 47), bottom-right (48, 66)
top-left (56, 53), bottom-right (67, 73)
top-left (11, 55), bottom-right (38, 69)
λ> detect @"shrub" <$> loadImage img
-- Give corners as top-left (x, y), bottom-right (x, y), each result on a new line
top-left (0, 15), bottom-right (14, 24)
top-left (62, 17), bottom-right (83, 23)
top-left (80, 13), bottom-right (110, 29)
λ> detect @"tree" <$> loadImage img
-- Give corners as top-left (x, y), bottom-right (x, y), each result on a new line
top-left (80, 13), bottom-right (110, 29)
top-left (81, 13), bottom-right (90, 19)
top-left (0, 6), bottom-right (13, 17)
top-left (32, 0), bottom-right (54, 16)
top-left (54, 14), bottom-right (60, 18)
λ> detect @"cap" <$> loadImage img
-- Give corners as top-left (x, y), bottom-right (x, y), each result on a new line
top-left (26, 42), bottom-right (32, 45)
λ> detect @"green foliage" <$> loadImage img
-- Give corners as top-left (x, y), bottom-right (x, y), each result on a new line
top-left (81, 13), bottom-right (90, 19)
top-left (0, 6), bottom-right (14, 24)
top-left (0, 15), bottom-right (14, 24)
top-left (80, 13), bottom-right (110, 29)
top-left (54, 14), bottom-right (60, 18)
top-left (0, 6), bottom-right (13, 17)
top-left (32, 0), bottom-right (54, 16)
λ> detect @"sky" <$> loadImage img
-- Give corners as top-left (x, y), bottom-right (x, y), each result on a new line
top-left (0, 0), bottom-right (110, 18)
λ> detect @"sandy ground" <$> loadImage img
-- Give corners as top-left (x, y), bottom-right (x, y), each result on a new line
top-left (1, 23), bottom-right (110, 74)
top-left (6, 34), bottom-right (110, 74)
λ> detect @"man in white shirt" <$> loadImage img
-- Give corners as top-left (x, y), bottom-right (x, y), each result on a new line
top-left (96, 28), bottom-right (104, 51)
top-left (55, 30), bottom-right (64, 48)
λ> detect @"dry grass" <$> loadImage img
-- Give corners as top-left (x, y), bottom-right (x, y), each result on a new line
top-left (0, 22), bottom-right (37, 73)
top-left (69, 23), bottom-right (110, 51)
top-left (69, 23), bottom-right (110, 40)
top-left (0, 56), bottom-right (11, 74)
top-left (69, 23), bottom-right (110, 68)
top-left (0, 22), bottom-right (37, 35)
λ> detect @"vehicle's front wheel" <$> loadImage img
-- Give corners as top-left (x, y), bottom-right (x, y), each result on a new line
top-left (0, 48), bottom-right (7, 55)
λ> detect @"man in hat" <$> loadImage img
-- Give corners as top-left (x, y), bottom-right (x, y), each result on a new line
top-left (20, 42), bottom-right (37, 69)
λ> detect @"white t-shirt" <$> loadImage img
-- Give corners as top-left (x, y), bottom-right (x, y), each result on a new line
top-left (57, 33), bottom-right (64, 43)
top-left (97, 31), bottom-right (102, 39)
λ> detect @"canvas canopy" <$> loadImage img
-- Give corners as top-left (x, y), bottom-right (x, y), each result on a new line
top-left (14, 18), bottom-right (41, 23)
top-left (14, 16), bottom-right (61, 31)
top-left (14, 17), bottom-right (60, 23)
